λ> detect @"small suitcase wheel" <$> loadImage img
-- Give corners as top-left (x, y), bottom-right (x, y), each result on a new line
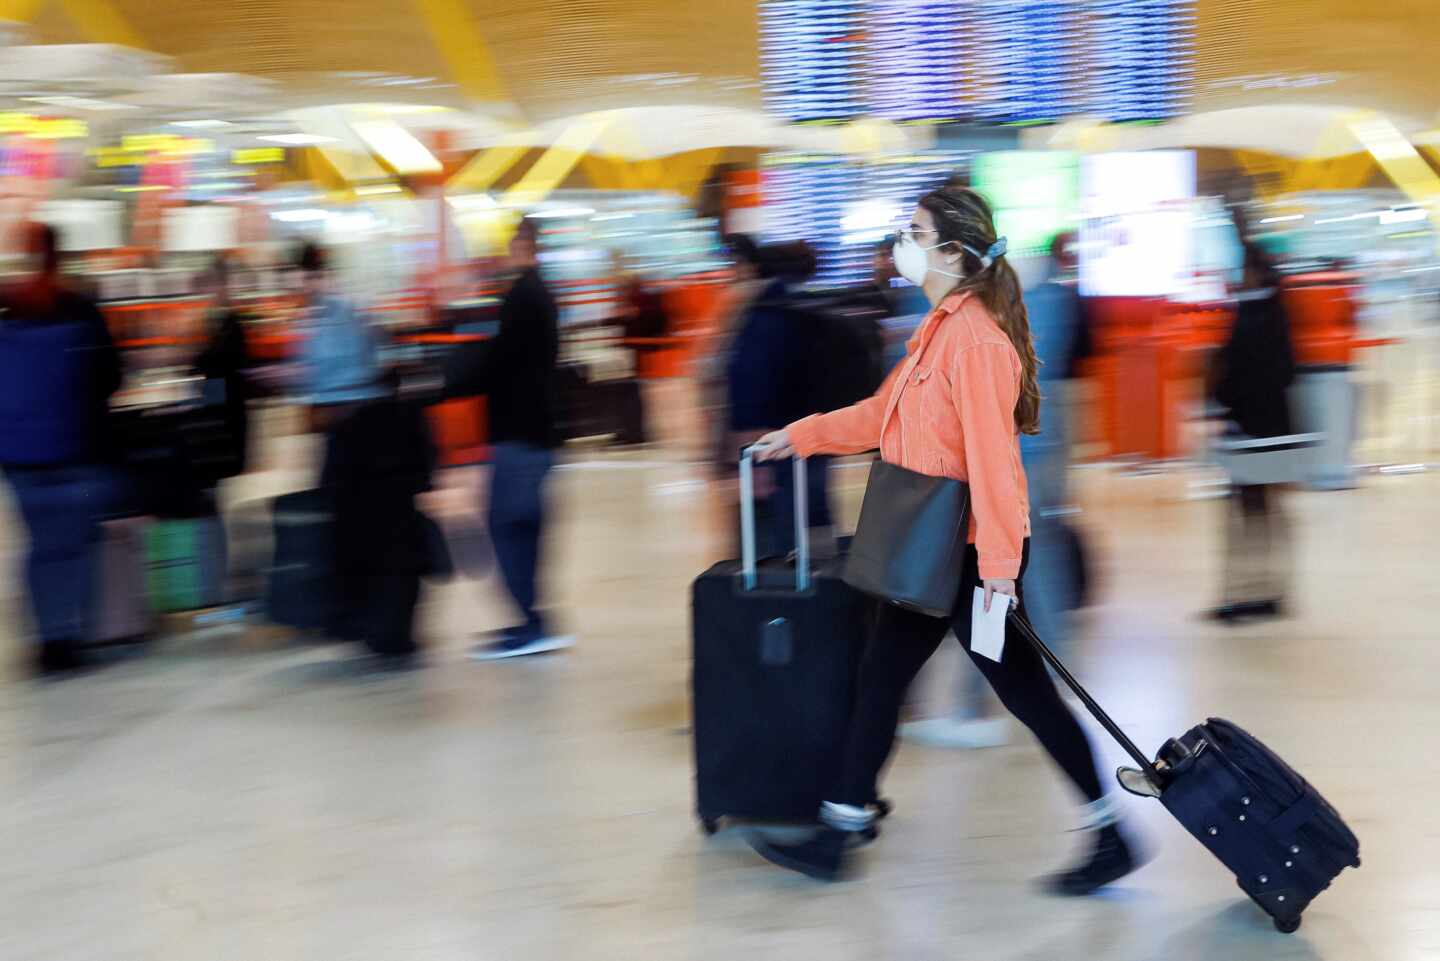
top-left (875, 798), bottom-right (893, 819)
top-left (1274, 916), bottom-right (1301, 934)
top-left (860, 825), bottom-right (879, 842)
top-left (700, 816), bottom-right (721, 837)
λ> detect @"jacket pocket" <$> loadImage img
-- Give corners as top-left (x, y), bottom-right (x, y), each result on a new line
top-left (896, 365), bottom-right (951, 474)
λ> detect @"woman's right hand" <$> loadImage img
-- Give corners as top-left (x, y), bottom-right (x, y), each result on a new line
top-left (751, 429), bottom-right (795, 461)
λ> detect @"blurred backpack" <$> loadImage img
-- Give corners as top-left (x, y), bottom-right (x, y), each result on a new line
top-left (787, 291), bottom-right (888, 416)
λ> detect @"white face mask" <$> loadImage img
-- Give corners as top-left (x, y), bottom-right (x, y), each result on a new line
top-left (894, 230), bottom-right (1010, 287)
top-left (894, 233), bottom-right (960, 287)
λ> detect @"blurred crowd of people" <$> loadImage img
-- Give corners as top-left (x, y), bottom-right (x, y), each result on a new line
top-left (0, 185), bottom-right (1308, 698)
top-left (0, 215), bottom-right (576, 676)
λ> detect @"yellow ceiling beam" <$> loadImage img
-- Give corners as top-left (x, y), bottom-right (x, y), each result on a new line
top-left (411, 0), bottom-right (510, 106)
top-left (502, 115), bottom-right (612, 208)
top-left (658, 148), bottom-right (725, 201)
top-left (448, 143), bottom-right (530, 193)
top-left (1345, 114), bottom-right (1440, 247)
top-left (578, 154), bottom-right (629, 191)
top-left (58, 0), bottom-right (145, 48)
top-left (0, 0), bottom-right (45, 21)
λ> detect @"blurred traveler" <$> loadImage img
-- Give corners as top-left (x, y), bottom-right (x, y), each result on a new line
top-left (444, 217), bottom-right (570, 659)
top-left (295, 242), bottom-right (382, 421)
top-left (870, 236), bottom-right (931, 372)
top-left (293, 242), bottom-right (394, 654)
top-left (320, 393), bottom-right (436, 669)
top-left (727, 241), bottom-right (835, 558)
top-left (749, 187), bottom-right (1142, 894)
top-left (1208, 240), bottom-right (1298, 623)
top-left (613, 250), bottom-right (671, 342)
top-left (0, 223), bottom-right (123, 675)
top-left (901, 231), bottom-right (1086, 751)
top-left (610, 251), bottom-right (667, 445)
top-left (697, 234), bottom-right (767, 476)
top-left (192, 255), bottom-right (254, 478)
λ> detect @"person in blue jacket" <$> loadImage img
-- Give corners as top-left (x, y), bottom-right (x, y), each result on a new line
top-left (726, 242), bottom-right (832, 557)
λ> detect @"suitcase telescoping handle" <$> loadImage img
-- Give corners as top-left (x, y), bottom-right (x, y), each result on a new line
top-left (1007, 609), bottom-right (1166, 793)
top-left (739, 443), bottom-right (810, 593)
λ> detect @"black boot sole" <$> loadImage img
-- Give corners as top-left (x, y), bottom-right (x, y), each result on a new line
top-left (1042, 855), bottom-right (1138, 897)
top-left (749, 838), bottom-right (844, 882)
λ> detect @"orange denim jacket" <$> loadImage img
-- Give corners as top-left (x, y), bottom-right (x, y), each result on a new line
top-left (786, 291), bottom-right (1030, 580)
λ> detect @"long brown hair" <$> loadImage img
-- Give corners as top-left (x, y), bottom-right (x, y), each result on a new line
top-left (918, 186), bottom-right (1042, 435)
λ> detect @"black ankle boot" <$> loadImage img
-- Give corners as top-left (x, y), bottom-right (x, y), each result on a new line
top-left (750, 827), bottom-right (849, 882)
top-left (1206, 604), bottom-right (1246, 625)
top-left (1044, 824), bottom-right (1141, 896)
top-left (1240, 599), bottom-right (1285, 619)
top-left (36, 639), bottom-right (87, 676)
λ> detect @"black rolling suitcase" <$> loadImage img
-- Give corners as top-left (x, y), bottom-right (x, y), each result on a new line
top-left (691, 450), bottom-right (877, 835)
top-left (266, 489), bottom-right (339, 634)
top-left (1009, 613), bottom-right (1360, 933)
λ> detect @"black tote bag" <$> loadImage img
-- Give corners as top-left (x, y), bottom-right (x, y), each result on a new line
top-left (842, 460), bottom-right (970, 618)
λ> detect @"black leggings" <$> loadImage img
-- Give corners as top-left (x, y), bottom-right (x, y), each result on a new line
top-left (835, 539), bottom-right (1105, 807)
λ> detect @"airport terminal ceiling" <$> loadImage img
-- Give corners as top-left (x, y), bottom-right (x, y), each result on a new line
top-left (8, 0), bottom-right (1440, 122)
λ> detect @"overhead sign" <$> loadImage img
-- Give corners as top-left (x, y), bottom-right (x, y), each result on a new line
top-left (90, 135), bottom-right (216, 169)
top-left (0, 113), bottom-right (88, 140)
top-left (232, 147), bottom-right (285, 165)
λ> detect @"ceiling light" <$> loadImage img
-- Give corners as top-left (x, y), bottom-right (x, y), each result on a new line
top-left (172, 119), bottom-right (231, 129)
top-left (259, 133), bottom-right (339, 146)
top-left (1259, 214), bottom-right (1305, 224)
top-left (271, 208), bottom-right (330, 222)
top-left (528, 207), bottom-right (595, 219)
top-left (1380, 207), bottom-right (1428, 225)
top-left (25, 95), bottom-right (137, 112)
top-left (356, 183), bottom-right (403, 196)
top-left (353, 103), bottom-right (452, 116)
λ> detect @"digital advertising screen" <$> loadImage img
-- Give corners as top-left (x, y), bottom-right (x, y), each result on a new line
top-left (1080, 150), bottom-right (1196, 297)
top-left (972, 151), bottom-right (1079, 260)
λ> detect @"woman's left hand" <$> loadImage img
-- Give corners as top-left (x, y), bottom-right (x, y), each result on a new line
top-left (983, 579), bottom-right (1017, 613)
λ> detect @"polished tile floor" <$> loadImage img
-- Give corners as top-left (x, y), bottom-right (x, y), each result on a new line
top-left (0, 408), bottom-right (1434, 960)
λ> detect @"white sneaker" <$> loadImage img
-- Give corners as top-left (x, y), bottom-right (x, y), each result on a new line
top-left (468, 633), bottom-right (575, 661)
top-left (899, 716), bottom-right (1010, 749)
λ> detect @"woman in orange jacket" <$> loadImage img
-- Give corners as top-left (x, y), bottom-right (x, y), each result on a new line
top-left (750, 186), bottom-right (1142, 893)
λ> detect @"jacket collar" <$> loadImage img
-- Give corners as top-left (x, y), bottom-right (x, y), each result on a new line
top-left (904, 291), bottom-right (971, 354)
top-left (885, 291), bottom-right (972, 434)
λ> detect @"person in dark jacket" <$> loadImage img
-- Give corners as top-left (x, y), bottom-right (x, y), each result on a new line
top-left (726, 241), bottom-right (833, 557)
top-left (192, 255), bottom-right (253, 478)
top-left (1209, 241), bottom-right (1298, 623)
top-left (444, 217), bottom-right (570, 659)
top-left (320, 396), bottom-right (437, 667)
top-left (0, 223), bottom-right (123, 675)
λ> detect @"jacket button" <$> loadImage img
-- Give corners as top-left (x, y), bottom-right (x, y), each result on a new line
top-left (1259, 875), bottom-right (1269, 884)
top-left (1207, 827), bottom-right (1218, 836)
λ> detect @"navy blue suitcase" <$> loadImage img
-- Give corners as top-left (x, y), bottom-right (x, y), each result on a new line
top-left (1009, 613), bottom-right (1360, 933)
